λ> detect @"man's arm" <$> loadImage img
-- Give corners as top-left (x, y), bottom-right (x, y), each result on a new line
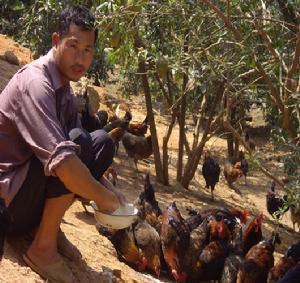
top-left (54, 155), bottom-right (119, 213)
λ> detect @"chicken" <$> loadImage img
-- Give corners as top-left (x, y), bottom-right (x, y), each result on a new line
top-left (235, 150), bottom-right (248, 185)
top-left (107, 126), bottom-right (126, 154)
top-left (182, 217), bottom-right (215, 281)
top-left (103, 166), bottom-right (118, 186)
top-left (275, 263), bottom-right (300, 283)
top-left (201, 150), bottom-right (221, 201)
top-left (197, 219), bottom-right (231, 281)
top-left (220, 223), bottom-right (244, 283)
top-left (115, 102), bottom-right (132, 122)
top-left (245, 132), bottom-right (256, 151)
top-left (127, 115), bottom-right (149, 137)
top-left (267, 240), bottom-right (300, 283)
top-left (79, 90), bottom-right (109, 132)
top-left (224, 160), bottom-right (243, 193)
top-left (290, 204), bottom-right (300, 232)
top-left (122, 133), bottom-right (153, 170)
top-left (243, 212), bottom-right (264, 255)
top-left (160, 202), bottom-right (190, 282)
top-left (133, 221), bottom-right (161, 277)
top-left (236, 232), bottom-right (281, 283)
top-left (134, 174), bottom-right (162, 232)
top-left (266, 181), bottom-right (288, 220)
top-left (96, 224), bottom-right (147, 271)
top-left (102, 119), bottom-right (129, 133)
top-left (199, 206), bottom-right (249, 232)
top-left (0, 197), bottom-right (11, 260)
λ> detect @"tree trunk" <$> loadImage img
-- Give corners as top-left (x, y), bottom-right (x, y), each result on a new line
top-left (181, 80), bottom-right (225, 188)
top-left (138, 60), bottom-right (164, 183)
top-left (162, 110), bottom-right (177, 186)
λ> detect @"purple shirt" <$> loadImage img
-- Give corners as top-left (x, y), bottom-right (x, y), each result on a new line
top-left (0, 49), bottom-right (81, 205)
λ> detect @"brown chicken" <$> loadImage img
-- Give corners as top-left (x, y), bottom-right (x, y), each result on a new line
top-left (160, 202), bottom-right (190, 282)
top-left (236, 232), bottom-right (281, 283)
top-left (267, 240), bottom-right (300, 283)
top-left (266, 181), bottom-right (288, 220)
top-left (197, 219), bottom-right (231, 281)
top-left (134, 174), bottom-right (162, 232)
top-left (243, 212), bottom-right (264, 254)
top-left (96, 224), bottom-right (147, 271)
top-left (133, 221), bottom-right (161, 277)
top-left (122, 133), bottom-right (153, 170)
top-left (127, 115), bottom-right (149, 137)
top-left (224, 160), bottom-right (243, 193)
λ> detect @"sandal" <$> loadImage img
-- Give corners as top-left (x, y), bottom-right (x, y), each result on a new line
top-left (22, 253), bottom-right (75, 283)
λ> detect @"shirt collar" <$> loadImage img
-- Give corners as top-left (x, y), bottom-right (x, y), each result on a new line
top-left (45, 49), bottom-right (68, 92)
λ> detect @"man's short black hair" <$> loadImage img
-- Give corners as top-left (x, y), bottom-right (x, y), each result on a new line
top-left (58, 5), bottom-right (98, 42)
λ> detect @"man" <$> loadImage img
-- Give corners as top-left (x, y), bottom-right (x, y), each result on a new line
top-left (0, 5), bottom-right (125, 283)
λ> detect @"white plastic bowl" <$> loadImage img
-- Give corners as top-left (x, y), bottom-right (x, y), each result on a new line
top-left (91, 202), bottom-right (138, 229)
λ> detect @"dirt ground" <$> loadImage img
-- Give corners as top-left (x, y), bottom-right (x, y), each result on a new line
top-left (0, 34), bottom-right (299, 283)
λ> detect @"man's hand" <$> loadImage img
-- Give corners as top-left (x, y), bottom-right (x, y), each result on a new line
top-left (99, 176), bottom-right (127, 206)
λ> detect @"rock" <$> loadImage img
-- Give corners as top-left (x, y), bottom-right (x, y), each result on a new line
top-left (4, 50), bottom-right (20, 65)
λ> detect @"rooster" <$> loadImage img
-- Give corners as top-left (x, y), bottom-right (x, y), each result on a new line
top-left (160, 202), bottom-right (190, 282)
top-left (268, 240), bottom-right (300, 283)
top-left (243, 212), bottom-right (264, 255)
top-left (237, 232), bottom-right (281, 283)
top-left (197, 219), bottom-right (231, 281)
top-left (122, 133), bottom-right (153, 170)
top-left (0, 197), bottom-right (11, 260)
top-left (201, 150), bottom-right (221, 201)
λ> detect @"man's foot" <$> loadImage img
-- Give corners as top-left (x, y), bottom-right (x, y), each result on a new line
top-left (23, 253), bottom-right (75, 283)
top-left (57, 230), bottom-right (82, 262)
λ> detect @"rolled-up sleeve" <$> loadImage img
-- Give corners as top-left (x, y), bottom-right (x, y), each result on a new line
top-left (14, 78), bottom-right (79, 176)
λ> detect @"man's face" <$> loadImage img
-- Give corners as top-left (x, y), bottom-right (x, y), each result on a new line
top-left (52, 23), bottom-right (95, 84)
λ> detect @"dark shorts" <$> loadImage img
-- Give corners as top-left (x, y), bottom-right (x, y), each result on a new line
top-left (8, 128), bottom-right (115, 235)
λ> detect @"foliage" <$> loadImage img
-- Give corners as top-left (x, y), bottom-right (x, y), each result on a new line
top-left (0, 0), bottom-right (113, 82)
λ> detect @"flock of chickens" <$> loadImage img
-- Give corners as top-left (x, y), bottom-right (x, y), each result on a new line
top-left (77, 96), bottom-right (300, 282)
top-left (80, 94), bottom-right (153, 170)
top-left (96, 174), bottom-right (300, 283)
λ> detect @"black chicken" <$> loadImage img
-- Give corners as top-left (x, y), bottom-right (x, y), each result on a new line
top-left (202, 150), bottom-right (221, 201)
top-left (134, 174), bottom-right (162, 232)
top-left (268, 240), bottom-right (300, 283)
top-left (266, 181), bottom-right (288, 220)
top-left (80, 90), bottom-right (108, 132)
top-left (0, 197), bottom-right (11, 260)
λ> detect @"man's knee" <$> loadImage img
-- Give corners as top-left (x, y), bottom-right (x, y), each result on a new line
top-left (92, 130), bottom-right (115, 158)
